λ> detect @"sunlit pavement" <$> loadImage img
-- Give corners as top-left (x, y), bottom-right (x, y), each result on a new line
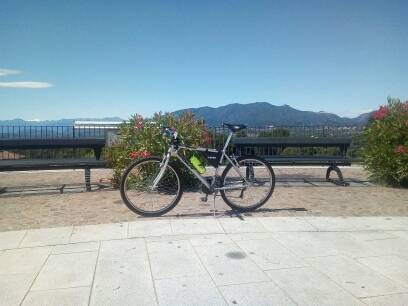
top-left (1, 216), bottom-right (408, 305)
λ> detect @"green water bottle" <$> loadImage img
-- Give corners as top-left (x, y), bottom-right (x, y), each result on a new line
top-left (190, 155), bottom-right (206, 174)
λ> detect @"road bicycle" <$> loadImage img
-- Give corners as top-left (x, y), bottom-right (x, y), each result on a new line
top-left (120, 123), bottom-right (275, 216)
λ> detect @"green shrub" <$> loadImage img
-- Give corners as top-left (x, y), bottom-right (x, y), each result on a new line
top-left (362, 97), bottom-right (408, 186)
top-left (106, 112), bottom-right (209, 188)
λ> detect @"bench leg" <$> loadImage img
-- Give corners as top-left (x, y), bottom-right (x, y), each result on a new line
top-left (85, 168), bottom-right (91, 191)
top-left (326, 165), bottom-right (349, 186)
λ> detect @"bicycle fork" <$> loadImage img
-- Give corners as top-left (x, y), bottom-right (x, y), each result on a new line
top-left (151, 153), bottom-right (170, 189)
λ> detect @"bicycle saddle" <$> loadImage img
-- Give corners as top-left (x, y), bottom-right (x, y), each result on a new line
top-left (223, 123), bottom-right (247, 133)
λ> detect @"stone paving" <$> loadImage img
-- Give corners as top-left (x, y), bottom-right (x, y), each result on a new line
top-left (1, 216), bottom-right (408, 306)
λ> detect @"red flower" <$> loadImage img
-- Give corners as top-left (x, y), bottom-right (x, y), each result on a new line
top-left (129, 150), bottom-right (151, 160)
top-left (129, 151), bottom-right (139, 160)
top-left (395, 145), bottom-right (407, 155)
top-left (140, 150), bottom-right (151, 158)
top-left (372, 106), bottom-right (389, 120)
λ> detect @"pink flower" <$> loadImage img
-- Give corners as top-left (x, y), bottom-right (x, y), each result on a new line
top-left (395, 145), bottom-right (407, 155)
top-left (133, 114), bottom-right (144, 130)
top-left (129, 150), bottom-right (151, 160)
top-left (372, 106), bottom-right (389, 120)
top-left (140, 150), bottom-right (151, 158)
top-left (129, 151), bottom-right (139, 160)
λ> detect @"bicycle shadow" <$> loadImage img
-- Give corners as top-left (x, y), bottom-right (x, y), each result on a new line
top-left (160, 207), bottom-right (307, 220)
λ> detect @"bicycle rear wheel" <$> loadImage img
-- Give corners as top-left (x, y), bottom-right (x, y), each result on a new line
top-left (120, 157), bottom-right (182, 216)
top-left (220, 156), bottom-right (275, 211)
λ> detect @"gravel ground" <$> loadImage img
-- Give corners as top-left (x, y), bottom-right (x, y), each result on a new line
top-left (0, 166), bottom-right (407, 231)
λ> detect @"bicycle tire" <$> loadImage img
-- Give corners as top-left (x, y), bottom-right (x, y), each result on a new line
top-left (120, 157), bottom-right (183, 216)
top-left (220, 155), bottom-right (275, 212)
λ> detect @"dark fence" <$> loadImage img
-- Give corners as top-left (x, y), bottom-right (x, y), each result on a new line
top-left (1, 125), bottom-right (365, 161)
top-left (0, 126), bottom-right (106, 139)
top-left (207, 125), bottom-right (364, 151)
top-left (208, 125), bottom-right (364, 138)
top-left (0, 126), bottom-right (107, 160)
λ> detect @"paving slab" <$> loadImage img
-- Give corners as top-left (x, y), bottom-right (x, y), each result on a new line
top-left (218, 217), bottom-right (266, 233)
top-left (219, 281), bottom-right (296, 306)
top-left (392, 230), bottom-right (408, 240)
top-left (361, 293), bottom-right (408, 306)
top-left (306, 217), bottom-right (408, 231)
top-left (0, 246), bottom-right (51, 275)
top-left (266, 267), bottom-right (363, 305)
top-left (258, 216), bottom-right (317, 232)
top-left (147, 239), bottom-right (207, 279)
top-left (22, 287), bottom-right (90, 306)
top-left (271, 232), bottom-right (341, 258)
top-left (155, 274), bottom-right (226, 306)
top-left (272, 231), bottom-right (383, 258)
top-left (360, 236), bottom-right (408, 257)
top-left (228, 232), bottom-right (275, 241)
top-left (235, 237), bottom-right (307, 270)
top-left (189, 234), bottom-right (233, 247)
top-left (359, 255), bottom-right (408, 287)
top-left (170, 218), bottom-right (224, 235)
top-left (306, 255), bottom-right (406, 298)
top-left (0, 273), bottom-right (36, 306)
top-left (349, 231), bottom-right (398, 241)
top-left (70, 222), bottom-right (128, 243)
top-left (51, 241), bottom-right (100, 254)
top-left (20, 226), bottom-right (73, 247)
top-left (194, 242), bottom-right (269, 286)
top-left (0, 230), bottom-right (26, 250)
top-left (90, 239), bottom-right (157, 306)
top-left (31, 251), bottom-right (98, 290)
top-left (128, 219), bottom-right (172, 238)
top-left (1, 216), bottom-right (408, 306)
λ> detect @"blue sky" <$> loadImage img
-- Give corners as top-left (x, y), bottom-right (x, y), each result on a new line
top-left (0, 0), bottom-right (406, 120)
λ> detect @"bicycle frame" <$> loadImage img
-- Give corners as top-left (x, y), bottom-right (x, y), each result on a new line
top-left (152, 131), bottom-right (249, 192)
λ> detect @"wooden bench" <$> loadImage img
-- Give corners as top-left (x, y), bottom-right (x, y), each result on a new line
top-left (0, 139), bottom-right (107, 191)
top-left (233, 137), bottom-right (352, 186)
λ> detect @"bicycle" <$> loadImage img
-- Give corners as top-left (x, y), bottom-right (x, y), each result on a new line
top-left (120, 123), bottom-right (275, 216)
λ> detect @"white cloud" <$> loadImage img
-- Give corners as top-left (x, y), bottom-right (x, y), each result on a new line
top-left (0, 68), bottom-right (22, 77)
top-left (0, 81), bottom-right (53, 89)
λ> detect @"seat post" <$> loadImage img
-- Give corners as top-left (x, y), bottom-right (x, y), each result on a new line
top-left (222, 132), bottom-right (233, 153)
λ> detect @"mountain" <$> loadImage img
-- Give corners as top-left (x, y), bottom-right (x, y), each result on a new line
top-left (174, 102), bottom-right (372, 126)
top-left (0, 103), bottom-right (372, 127)
top-left (0, 117), bottom-right (124, 126)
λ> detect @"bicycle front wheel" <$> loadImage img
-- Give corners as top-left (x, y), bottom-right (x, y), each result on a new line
top-left (220, 156), bottom-right (275, 211)
top-left (120, 157), bottom-right (182, 216)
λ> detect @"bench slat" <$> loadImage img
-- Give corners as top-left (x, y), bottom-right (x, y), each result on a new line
top-left (233, 137), bottom-right (351, 146)
top-left (0, 158), bottom-right (107, 171)
top-left (0, 138), bottom-right (105, 150)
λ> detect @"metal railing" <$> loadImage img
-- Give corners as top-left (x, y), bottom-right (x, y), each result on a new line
top-left (1, 125), bottom-right (364, 161)
top-left (0, 125), bottom-right (106, 139)
top-left (208, 125), bottom-right (364, 138)
top-left (0, 125), bottom-right (364, 140)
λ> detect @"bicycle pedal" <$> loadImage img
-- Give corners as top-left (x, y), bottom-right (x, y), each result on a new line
top-left (200, 196), bottom-right (208, 202)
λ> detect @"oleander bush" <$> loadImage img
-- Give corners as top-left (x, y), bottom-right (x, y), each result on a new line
top-left (106, 111), bottom-right (210, 187)
top-left (362, 97), bottom-right (408, 187)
